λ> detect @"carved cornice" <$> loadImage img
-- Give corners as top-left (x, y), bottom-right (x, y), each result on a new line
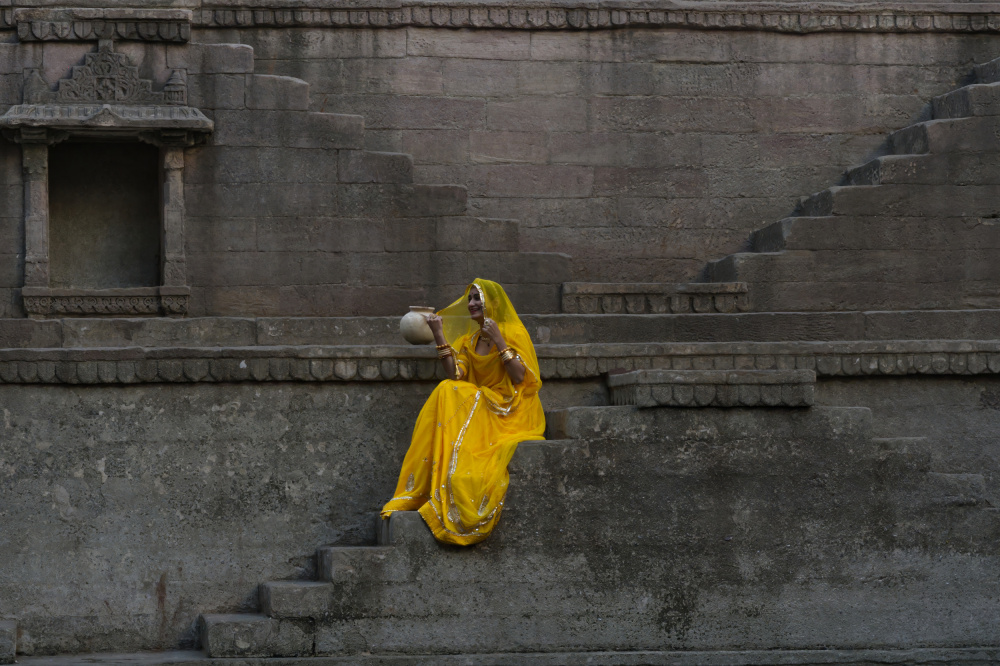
top-left (22, 288), bottom-right (190, 317)
top-left (0, 339), bottom-right (997, 384)
top-left (0, 3), bottom-right (996, 34)
top-left (14, 8), bottom-right (192, 42)
top-left (563, 282), bottom-right (749, 315)
top-left (0, 41), bottom-right (212, 145)
top-left (191, 3), bottom-right (1000, 33)
top-left (607, 368), bottom-right (816, 408)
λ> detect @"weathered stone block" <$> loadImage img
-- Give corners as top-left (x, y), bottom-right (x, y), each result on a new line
top-left (247, 74), bottom-right (310, 111)
top-left (0, 620), bottom-right (15, 664)
top-left (469, 131), bottom-right (548, 165)
top-left (261, 581), bottom-right (336, 619)
top-left (187, 73), bottom-right (246, 110)
top-left (338, 150), bottom-right (413, 184)
top-left (442, 58), bottom-right (518, 96)
top-left (487, 97), bottom-right (587, 132)
top-left (200, 614), bottom-right (312, 658)
top-left (933, 82), bottom-right (1000, 119)
top-left (172, 43), bottom-right (254, 74)
top-left (212, 110), bottom-right (364, 150)
top-left (401, 184), bottom-right (467, 217)
top-left (406, 27), bottom-right (530, 60)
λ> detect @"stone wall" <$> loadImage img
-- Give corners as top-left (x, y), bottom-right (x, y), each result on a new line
top-left (1, 17), bottom-right (999, 316)
top-left (235, 26), bottom-right (1000, 285)
top-left (0, 381), bottom-right (425, 654)
top-left (3, 374), bottom-right (999, 655)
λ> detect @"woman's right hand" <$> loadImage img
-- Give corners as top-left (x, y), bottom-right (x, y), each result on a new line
top-left (426, 314), bottom-right (444, 335)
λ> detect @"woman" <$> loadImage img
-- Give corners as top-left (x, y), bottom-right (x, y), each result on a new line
top-left (381, 279), bottom-right (545, 545)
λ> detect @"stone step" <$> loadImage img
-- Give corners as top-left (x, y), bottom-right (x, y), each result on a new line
top-left (400, 183), bottom-right (466, 217)
top-left (17, 647), bottom-right (1000, 664)
top-left (213, 109), bottom-right (365, 151)
top-left (932, 82), bottom-right (1000, 119)
top-left (751, 216), bottom-right (1000, 253)
top-left (561, 282), bottom-right (749, 314)
top-left (887, 116), bottom-right (1000, 156)
top-left (0, 620), bottom-right (14, 665)
top-left (246, 74), bottom-right (309, 111)
top-left (316, 545), bottom-right (393, 582)
top-left (704, 250), bottom-right (1000, 311)
top-left (606, 368), bottom-right (815, 408)
top-left (259, 581), bottom-right (335, 619)
top-left (975, 54), bottom-right (1000, 83)
top-left (794, 184), bottom-right (1000, 218)
top-left (198, 613), bottom-right (312, 658)
top-left (338, 150), bottom-right (413, 184)
top-left (843, 153), bottom-right (1000, 186)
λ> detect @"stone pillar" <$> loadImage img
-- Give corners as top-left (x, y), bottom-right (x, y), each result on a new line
top-left (161, 146), bottom-right (185, 288)
top-left (21, 142), bottom-right (49, 289)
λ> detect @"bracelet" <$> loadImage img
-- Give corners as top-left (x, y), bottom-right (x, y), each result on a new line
top-left (499, 348), bottom-right (515, 363)
top-left (437, 347), bottom-right (454, 359)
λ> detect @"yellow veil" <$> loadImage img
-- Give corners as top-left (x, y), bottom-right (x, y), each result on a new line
top-left (437, 279), bottom-right (541, 391)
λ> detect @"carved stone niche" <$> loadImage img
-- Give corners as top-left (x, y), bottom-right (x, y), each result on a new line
top-left (0, 39), bottom-right (213, 318)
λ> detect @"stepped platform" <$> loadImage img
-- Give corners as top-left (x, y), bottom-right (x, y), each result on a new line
top-left (16, 647), bottom-right (1000, 664)
top-left (5, 308), bottom-right (1000, 351)
top-left (185, 404), bottom-right (1000, 659)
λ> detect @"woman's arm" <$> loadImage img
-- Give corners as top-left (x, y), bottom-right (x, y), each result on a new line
top-left (482, 319), bottom-right (525, 384)
top-left (426, 315), bottom-right (463, 380)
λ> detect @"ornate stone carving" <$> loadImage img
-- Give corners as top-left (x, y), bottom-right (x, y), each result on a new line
top-left (22, 288), bottom-right (190, 317)
top-left (185, 3), bottom-right (1000, 34)
top-left (607, 369), bottom-right (816, 408)
top-left (13, 8), bottom-right (191, 42)
top-left (0, 41), bottom-right (211, 146)
top-left (25, 41), bottom-right (184, 106)
top-left (562, 282), bottom-right (750, 314)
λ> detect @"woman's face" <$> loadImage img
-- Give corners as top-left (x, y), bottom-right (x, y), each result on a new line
top-left (467, 286), bottom-right (485, 322)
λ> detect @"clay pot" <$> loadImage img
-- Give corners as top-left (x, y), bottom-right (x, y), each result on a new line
top-left (400, 306), bottom-right (435, 345)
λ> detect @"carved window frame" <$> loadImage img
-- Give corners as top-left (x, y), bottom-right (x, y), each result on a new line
top-left (0, 31), bottom-right (211, 318)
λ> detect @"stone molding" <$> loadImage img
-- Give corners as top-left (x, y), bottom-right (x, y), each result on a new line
top-left (1, 41), bottom-right (213, 145)
top-left (0, 339), bottom-right (998, 384)
top-left (3, 3), bottom-right (1000, 34)
top-left (13, 8), bottom-right (192, 42)
top-left (185, 4), bottom-right (1000, 34)
top-left (22, 288), bottom-right (191, 317)
top-left (607, 368), bottom-right (816, 407)
top-left (562, 282), bottom-right (749, 315)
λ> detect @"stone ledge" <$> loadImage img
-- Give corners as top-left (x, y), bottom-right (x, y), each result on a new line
top-left (562, 282), bottom-right (748, 314)
top-left (608, 368), bottom-right (816, 407)
top-left (0, 620), bottom-right (14, 666)
top-left (0, 340), bottom-right (994, 383)
top-left (13, 647), bottom-right (1000, 664)
top-left (188, 3), bottom-right (1000, 33)
top-left (3, 3), bottom-right (1000, 33)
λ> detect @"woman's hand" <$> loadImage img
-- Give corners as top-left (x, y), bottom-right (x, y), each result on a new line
top-left (482, 318), bottom-right (506, 348)
top-left (426, 313), bottom-right (444, 335)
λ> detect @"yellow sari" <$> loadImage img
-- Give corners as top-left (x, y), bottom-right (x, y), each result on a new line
top-left (381, 279), bottom-right (545, 545)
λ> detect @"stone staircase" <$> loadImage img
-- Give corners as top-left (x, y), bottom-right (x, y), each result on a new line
top-left (189, 386), bottom-right (1000, 660)
top-left (698, 55), bottom-right (1000, 313)
top-left (563, 54), bottom-right (1000, 316)
top-left (137, 42), bottom-right (573, 318)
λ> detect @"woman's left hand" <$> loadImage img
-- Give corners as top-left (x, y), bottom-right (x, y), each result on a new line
top-left (482, 318), bottom-right (505, 347)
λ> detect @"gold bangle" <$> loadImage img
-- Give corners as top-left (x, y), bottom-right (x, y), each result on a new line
top-left (435, 344), bottom-right (450, 350)
top-left (499, 348), bottom-right (515, 363)
top-left (437, 347), bottom-right (454, 359)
